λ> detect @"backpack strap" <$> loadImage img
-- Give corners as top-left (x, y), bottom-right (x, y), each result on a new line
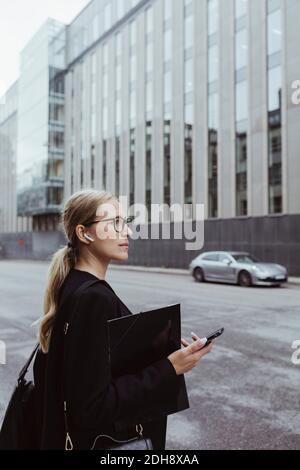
top-left (18, 343), bottom-right (40, 383)
top-left (62, 279), bottom-right (100, 336)
top-left (61, 278), bottom-right (101, 450)
top-left (18, 279), bottom-right (100, 383)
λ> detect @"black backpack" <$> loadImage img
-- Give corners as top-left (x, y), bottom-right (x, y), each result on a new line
top-left (0, 343), bottom-right (40, 449)
top-left (0, 279), bottom-right (100, 449)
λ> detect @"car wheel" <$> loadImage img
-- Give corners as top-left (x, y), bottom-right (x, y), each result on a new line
top-left (193, 267), bottom-right (204, 283)
top-left (238, 271), bottom-right (252, 287)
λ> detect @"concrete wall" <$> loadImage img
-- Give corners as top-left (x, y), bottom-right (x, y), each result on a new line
top-left (0, 214), bottom-right (299, 275)
top-left (0, 231), bottom-right (66, 261)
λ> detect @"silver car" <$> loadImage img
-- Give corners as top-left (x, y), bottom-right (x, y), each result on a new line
top-left (189, 251), bottom-right (288, 287)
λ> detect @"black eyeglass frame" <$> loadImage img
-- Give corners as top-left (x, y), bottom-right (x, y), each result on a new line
top-left (83, 215), bottom-right (136, 233)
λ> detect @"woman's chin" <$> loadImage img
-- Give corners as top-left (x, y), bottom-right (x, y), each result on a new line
top-left (113, 252), bottom-right (129, 261)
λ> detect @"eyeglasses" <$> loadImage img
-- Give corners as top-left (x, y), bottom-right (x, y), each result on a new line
top-left (83, 215), bottom-right (136, 233)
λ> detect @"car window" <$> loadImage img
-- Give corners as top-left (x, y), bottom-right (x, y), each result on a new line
top-left (219, 254), bottom-right (231, 263)
top-left (232, 254), bottom-right (259, 264)
top-left (202, 254), bottom-right (219, 261)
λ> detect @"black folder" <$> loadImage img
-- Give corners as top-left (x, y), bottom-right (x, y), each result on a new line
top-left (107, 303), bottom-right (190, 429)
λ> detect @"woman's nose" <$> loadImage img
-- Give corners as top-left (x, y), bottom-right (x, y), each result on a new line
top-left (127, 225), bottom-right (133, 237)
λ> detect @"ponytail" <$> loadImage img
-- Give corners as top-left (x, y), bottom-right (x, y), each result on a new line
top-left (39, 245), bottom-right (75, 353)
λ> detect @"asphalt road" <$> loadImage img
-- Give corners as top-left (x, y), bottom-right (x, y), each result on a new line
top-left (0, 260), bottom-right (300, 450)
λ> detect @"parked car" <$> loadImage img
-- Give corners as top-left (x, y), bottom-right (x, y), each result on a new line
top-left (189, 251), bottom-right (288, 287)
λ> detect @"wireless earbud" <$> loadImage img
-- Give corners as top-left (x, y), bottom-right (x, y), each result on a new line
top-left (83, 233), bottom-right (94, 242)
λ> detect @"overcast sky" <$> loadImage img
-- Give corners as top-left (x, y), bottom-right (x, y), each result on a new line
top-left (0, 0), bottom-right (90, 96)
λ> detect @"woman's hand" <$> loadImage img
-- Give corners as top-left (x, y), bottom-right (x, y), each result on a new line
top-left (167, 332), bottom-right (214, 375)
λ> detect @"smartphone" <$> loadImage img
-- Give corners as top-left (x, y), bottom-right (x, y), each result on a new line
top-left (204, 327), bottom-right (224, 346)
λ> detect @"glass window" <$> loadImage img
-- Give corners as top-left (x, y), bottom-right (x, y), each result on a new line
top-left (208, 92), bottom-right (218, 129)
top-left (232, 254), bottom-right (259, 263)
top-left (184, 14), bottom-right (194, 50)
top-left (267, 5), bottom-right (282, 215)
top-left (146, 81), bottom-right (153, 114)
top-left (116, 65), bottom-right (122, 91)
top-left (202, 253), bottom-right (219, 261)
top-left (117, 0), bottom-right (125, 20)
top-left (116, 32), bottom-right (122, 57)
top-left (208, 0), bottom-right (219, 36)
top-left (130, 55), bottom-right (136, 81)
top-left (185, 102), bottom-right (193, 126)
top-left (91, 113), bottom-right (96, 139)
top-left (91, 52), bottom-right (97, 76)
top-left (102, 105), bottom-right (108, 134)
top-left (93, 15), bottom-right (99, 41)
top-left (165, 0), bottom-right (172, 20)
top-left (130, 21), bottom-right (136, 47)
top-left (130, 90), bottom-right (136, 122)
top-left (235, 28), bottom-right (248, 70)
top-left (268, 65), bottom-right (282, 111)
top-left (83, 27), bottom-right (88, 49)
top-left (104, 2), bottom-right (112, 31)
top-left (267, 9), bottom-right (282, 56)
top-left (235, 0), bottom-right (247, 19)
top-left (91, 82), bottom-right (96, 108)
top-left (116, 98), bottom-right (121, 127)
top-left (236, 80), bottom-right (248, 121)
top-left (185, 58), bottom-right (193, 94)
top-left (268, 0), bottom-right (281, 14)
top-left (146, 42), bottom-right (153, 73)
top-left (164, 69), bottom-right (172, 104)
top-left (103, 43), bottom-right (108, 67)
top-left (50, 103), bottom-right (64, 122)
top-left (103, 73), bottom-right (108, 99)
top-left (164, 29), bottom-right (172, 62)
top-left (219, 254), bottom-right (232, 263)
top-left (208, 45), bottom-right (218, 83)
top-left (146, 6), bottom-right (153, 34)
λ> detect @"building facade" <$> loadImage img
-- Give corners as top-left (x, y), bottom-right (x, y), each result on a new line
top-left (62, 0), bottom-right (300, 221)
top-left (17, 18), bottom-right (66, 231)
top-left (0, 82), bottom-right (18, 233)
top-left (0, 0), bottom-right (300, 270)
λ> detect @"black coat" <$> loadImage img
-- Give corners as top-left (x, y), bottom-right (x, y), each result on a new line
top-left (33, 268), bottom-right (184, 450)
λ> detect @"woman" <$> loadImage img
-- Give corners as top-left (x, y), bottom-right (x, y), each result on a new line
top-left (33, 189), bottom-right (214, 450)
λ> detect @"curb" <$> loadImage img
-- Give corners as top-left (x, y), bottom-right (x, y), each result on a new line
top-left (110, 264), bottom-right (300, 286)
top-left (109, 264), bottom-right (189, 276)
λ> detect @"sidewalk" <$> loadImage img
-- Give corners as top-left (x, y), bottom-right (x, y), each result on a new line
top-left (110, 263), bottom-right (300, 286)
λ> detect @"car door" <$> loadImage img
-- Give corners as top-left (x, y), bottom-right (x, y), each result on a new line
top-left (214, 254), bottom-right (236, 281)
top-left (201, 253), bottom-right (219, 279)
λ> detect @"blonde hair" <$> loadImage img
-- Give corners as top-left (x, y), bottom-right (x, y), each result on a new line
top-left (39, 189), bottom-right (116, 353)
